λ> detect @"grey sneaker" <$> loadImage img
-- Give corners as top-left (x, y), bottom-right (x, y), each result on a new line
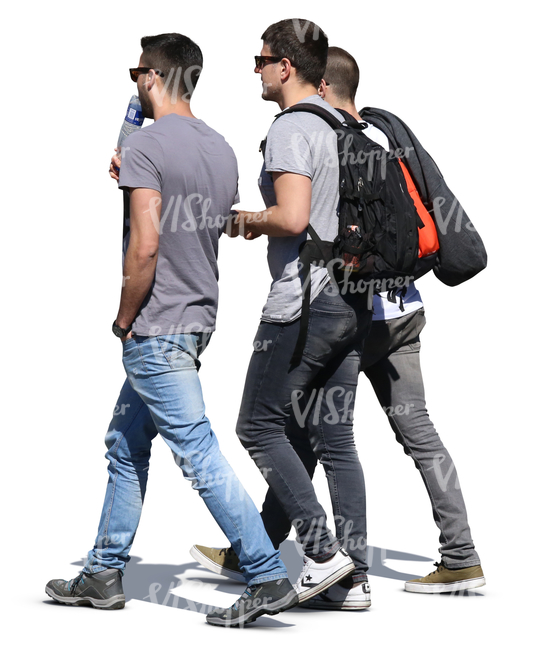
top-left (206, 578), bottom-right (298, 627)
top-left (45, 569), bottom-right (125, 609)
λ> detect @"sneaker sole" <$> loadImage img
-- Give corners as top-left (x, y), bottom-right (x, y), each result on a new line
top-left (206, 589), bottom-right (299, 627)
top-left (299, 597), bottom-right (371, 611)
top-left (404, 576), bottom-right (486, 594)
top-left (190, 546), bottom-right (245, 583)
top-left (296, 560), bottom-right (356, 603)
top-left (45, 587), bottom-right (125, 610)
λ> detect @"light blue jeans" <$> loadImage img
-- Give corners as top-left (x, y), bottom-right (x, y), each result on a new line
top-left (85, 333), bottom-right (288, 586)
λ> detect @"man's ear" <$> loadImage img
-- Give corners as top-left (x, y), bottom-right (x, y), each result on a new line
top-left (318, 78), bottom-right (327, 98)
top-left (146, 69), bottom-right (161, 93)
top-left (279, 57), bottom-right (293, 82)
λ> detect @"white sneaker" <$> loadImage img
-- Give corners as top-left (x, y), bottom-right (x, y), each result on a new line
top-left (299, 580), bottom-right (371, 610)
top-left (295, 548), bottom-right (355, 603)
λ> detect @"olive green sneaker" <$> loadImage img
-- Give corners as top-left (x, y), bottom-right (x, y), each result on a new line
top-left (405, 561), bottom-right (485, 593)
top-left (190, 545), bottom-right (245, 582)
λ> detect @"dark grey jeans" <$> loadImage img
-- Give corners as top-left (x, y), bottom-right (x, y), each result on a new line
top-left (236, 283), bottom-right (372, 582)
top-left (362, 308), bottom-right (480, 568)
top-left (259, 307), bottom-right (480, 571)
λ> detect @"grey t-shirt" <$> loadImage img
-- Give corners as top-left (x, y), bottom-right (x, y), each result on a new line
top-left (119, 114), bottom-right (238, 336)
top-left (258, 94), bottom-right (343, 323)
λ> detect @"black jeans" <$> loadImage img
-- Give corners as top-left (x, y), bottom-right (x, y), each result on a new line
top-left (236, 283), bottom-right (372, 579)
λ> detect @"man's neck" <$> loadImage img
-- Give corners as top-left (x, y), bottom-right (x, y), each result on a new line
top-left (329, 99), bottom-right (360, 122)
top-left (152, 100), bottom-right (195, 121)
top-left (278, 83), bottom-right (319, 111)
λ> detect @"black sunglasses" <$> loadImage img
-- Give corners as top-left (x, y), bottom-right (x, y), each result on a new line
top-left (254, 55), bottom-right (282, 69)
top-left (129, 67), bottom-right (165, 82)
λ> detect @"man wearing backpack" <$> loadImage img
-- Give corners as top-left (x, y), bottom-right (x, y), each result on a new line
top-left (225, 19), bottom-right (373, 605)
top-left (250, 47), bottom-right (485, 599)
top-left (318, 48), bottom-right (485, 596)
top-left (194, 44), bottom-right (485, 606)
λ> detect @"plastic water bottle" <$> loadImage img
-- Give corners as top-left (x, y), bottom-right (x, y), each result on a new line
top-left (117, 95), bottom-right (144, 151)
top-left (117, 96), bottom-right (144, 259)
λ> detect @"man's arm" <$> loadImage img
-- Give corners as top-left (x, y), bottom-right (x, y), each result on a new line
top-left (115, 188), bottom-right (161, 334)
top-left (229, 172), bottom-right (311, 238)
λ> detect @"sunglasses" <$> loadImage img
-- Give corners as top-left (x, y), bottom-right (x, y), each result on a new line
top-left (254, 55), bottom-right (282, 69)
top-left (129, 67), bottom-right (165, 82)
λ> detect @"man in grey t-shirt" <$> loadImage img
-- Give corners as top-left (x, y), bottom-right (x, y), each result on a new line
top-left (45, 33), bottom-right (297, 628)
top-left (226, 19), bottom-right (373, 605)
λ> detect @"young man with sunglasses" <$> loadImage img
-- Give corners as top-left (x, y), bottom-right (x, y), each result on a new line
top-left (45, 32), bottom-right (298, 628)
top-left (223, 19), bottom-right (373, 603)
top-left (195, 46), bottom-right (485, 606)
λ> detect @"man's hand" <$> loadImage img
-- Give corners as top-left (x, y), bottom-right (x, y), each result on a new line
top-left (224, 212), bottom-right (262, 240)
top-left (109, 147), bottom-right (121, 181)
top-left (120, 330), bottom-right (133, 343)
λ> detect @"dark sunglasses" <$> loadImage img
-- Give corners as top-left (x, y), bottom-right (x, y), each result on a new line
top-left (254, 55), bottom-right (282, 69)
top-left (129, 67), bottom-right (165, 82)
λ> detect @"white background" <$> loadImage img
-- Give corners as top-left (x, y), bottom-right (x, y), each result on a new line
top-left (2, 0), bottom-right (542, 647)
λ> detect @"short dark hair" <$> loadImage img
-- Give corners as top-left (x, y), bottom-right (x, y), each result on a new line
top-left (140, 33), bottom-right (203, 100)
top-left (325, 47), bottom-right (359, 103)
top-left (261, 19), bottom-right (328, 89)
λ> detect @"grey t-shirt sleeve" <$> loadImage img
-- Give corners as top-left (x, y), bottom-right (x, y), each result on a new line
top-left (118, 130), bottom-right (163, 192)
top-left (265, 117), bottom-right (313, 179)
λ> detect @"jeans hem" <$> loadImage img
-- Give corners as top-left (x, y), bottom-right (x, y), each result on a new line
top-left (306, 540), bottom-right (341, 562)
top-left (247, 571), bottom-right (289, 586)
top-left (442, 558), bottom-right (481, 570)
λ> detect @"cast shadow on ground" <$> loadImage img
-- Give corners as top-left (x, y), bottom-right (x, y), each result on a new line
top-left (61, 540), bottom-right (484, 620)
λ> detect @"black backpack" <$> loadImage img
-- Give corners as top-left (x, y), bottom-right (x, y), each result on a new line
top-left (265, 103), bottom-right (424, 365)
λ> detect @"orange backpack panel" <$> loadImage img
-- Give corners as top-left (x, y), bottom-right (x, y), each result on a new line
top-left (398, 159), bottom-right (439, 258)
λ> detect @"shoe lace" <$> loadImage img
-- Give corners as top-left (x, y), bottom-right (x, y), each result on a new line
top-left (296, 555), bottom-right (310, 583)
top-left (431, 561), bottom-right (446, 576)
top-left (68, 571), bottom-right (86, 595)
top-left (230, 585), bottom-right (256, 611)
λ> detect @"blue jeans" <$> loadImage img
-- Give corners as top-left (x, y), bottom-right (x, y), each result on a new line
top-left (236, 284), bottom-right (372, 581)
top-left (85, 333), bottom-right (288, 586)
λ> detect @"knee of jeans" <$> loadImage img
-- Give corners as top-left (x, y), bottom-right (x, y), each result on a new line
top-left (104, 427), bottom-right (124, 453)
top-left (235, 414), bottom-right (253, 448)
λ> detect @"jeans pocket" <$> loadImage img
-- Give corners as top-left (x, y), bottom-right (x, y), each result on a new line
top-left (303, 309), bottom-right (355, 361)
top-left (158, 336), bottom-right (200, 371)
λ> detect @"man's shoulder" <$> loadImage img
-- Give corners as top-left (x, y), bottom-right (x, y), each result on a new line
top-left (269, 95), bottom-right (344, 138)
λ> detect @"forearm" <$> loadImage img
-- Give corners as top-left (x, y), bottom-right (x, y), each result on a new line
top-left (115, 248), bottom-right (158, 329)
top-left (237, 205), bottom-right (307, 237)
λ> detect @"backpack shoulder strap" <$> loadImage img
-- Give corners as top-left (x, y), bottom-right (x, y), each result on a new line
top-left (277, 103), bottom-right (344, 130)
